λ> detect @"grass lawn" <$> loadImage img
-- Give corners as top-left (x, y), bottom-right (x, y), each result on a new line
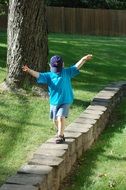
top-left (0, 32), bottom-right (126, 187)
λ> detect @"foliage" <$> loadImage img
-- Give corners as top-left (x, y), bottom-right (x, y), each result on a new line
top-left (0, 0), bottom-right (8, 15)
top-left (45, 0), bottom-right (126, 9)
top-left (1, 0), bottom-right (126, 11)
top-left (0, 0), bottom-right (8, 4)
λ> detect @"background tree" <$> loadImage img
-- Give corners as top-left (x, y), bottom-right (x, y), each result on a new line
top-left (4, 0), bottom-right (48, 93)
top-left (0, 0), bottom-right (8, 15)
top-left (45, 0), bottom-right (126, 9)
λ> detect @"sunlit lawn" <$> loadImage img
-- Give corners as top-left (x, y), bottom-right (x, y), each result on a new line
top-left (0, 32), bottom-right (126, 186)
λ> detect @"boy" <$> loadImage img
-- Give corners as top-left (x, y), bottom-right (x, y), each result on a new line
top-left (22, 54), bottom-right (92, 143)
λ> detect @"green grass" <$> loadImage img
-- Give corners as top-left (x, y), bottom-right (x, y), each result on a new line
top-left (0, 32), bottom-right (126, 186)
top-left (63, 98), bottom-right (126, 190)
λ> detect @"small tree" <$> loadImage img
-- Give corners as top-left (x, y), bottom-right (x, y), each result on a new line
top-left (4, 0), bottom-right (48, 93)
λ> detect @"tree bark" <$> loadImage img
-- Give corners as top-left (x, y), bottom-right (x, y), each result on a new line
top-left (5, 0), bottom-right (48, 90)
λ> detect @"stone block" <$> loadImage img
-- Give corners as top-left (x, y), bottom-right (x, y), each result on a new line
top-left (91, 99), bottom-right (110, 107)
top-left (40, 142), bottom-right (69, 151)
top-left (92, 124), bottom-right (100, 140)
top-left (64, 138), bottom-right (76, 156)
top-left (97, 90), bottom-right (118, 97)
top-left (94, 95), bottom-right (113, 101)
top-left (65, 152), bottom-right (77, 175)
top-left (83, 110), bottom-right (109, 131)
top-left (18, 164), bottom-right (53, 175)
top-left (67, 122), bottom-right (93, 132)
top-left (66, 123), bottom-right (94, 152)
top-left (35, 147), bottom-right (69, 177)
top-left (71, 153), bottom-right (77, 166)
top-left (112, 81), bottom-right (126, 87)
top-left (65, 160), bottom-right (71, 174)
top-left (79, 112), bottom-right (101, 120)
top-left (28, 155), bottom-right (64, 189)
top-left (6, 173), bottom-right (47, 190)
top-left (82, 127), bottom-right (94, 145)
top-left (35, 148), bottom-right (67, 160)
top-left (29, 155), bottom-right (63, 167)
top-left (18, 164), bottom-right (53, 190)
top-left (64, 131), bottom-right (83, 149)
top-left (84, 109), bottom-right (104, 115)
top-left (76, 146), bottom-right (83, 159)
top-left (86, 105), bottom-right (107, 112)
top-left (37, 141), bottom-right (69, 174)
top-left (85, 106), bottom-right (109, 121)
top-left (45, 137), bottom-right (75, 158)
top-left (83, 137), bottom-right (94, 151)
top-left (74, 117), bottom-right (96, 125)
top-left (0, 184), bottom-right (37, 190)
top-left (104, 86), bottom-right (120, 92)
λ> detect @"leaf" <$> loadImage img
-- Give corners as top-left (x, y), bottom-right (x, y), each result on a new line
top-left (98, 173), bottom-right (107, 177)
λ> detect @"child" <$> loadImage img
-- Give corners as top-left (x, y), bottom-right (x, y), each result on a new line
top-left (22, 54), bottom-right (92, 143)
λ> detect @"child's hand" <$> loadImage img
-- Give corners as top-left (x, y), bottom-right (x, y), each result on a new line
top-left (22, 65), bottom-right (30, 72)
top-left (84, 54), bottom-right (93, 61)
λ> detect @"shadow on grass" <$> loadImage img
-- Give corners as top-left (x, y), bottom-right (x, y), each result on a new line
top-left (103, 155), bottom-right (126, 161)
top-left (73, 98), bottom-right (90, 108)
top-left (0, 91), bottom-right (53, 186)
top-left (0, 112), bottom-right (43, 127)
top-left (62, 98), bottom-right (126, 190)
top-left (0, 94), bottom-right (34, 186)
top-left (0, 94), bottom-right (31, 152)
top-left (0, 32), bottom-right (7, 68)
top-left (0, 46), bottom-right (7, 68)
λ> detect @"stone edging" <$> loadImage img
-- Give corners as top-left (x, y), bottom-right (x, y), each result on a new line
top-left (0, 81), bottom-right (126, 190)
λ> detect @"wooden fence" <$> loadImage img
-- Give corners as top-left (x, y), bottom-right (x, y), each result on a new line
top-left (46, 7), bottom-right (126, 36)
top-left (0, 6), bottom-right (126, 36)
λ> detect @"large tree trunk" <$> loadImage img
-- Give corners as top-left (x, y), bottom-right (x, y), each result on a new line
top-left (5, 0), bottom-right (48, 91)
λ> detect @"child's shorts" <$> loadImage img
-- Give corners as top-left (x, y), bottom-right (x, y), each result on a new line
top-left (50, 104), bottom-right (70, 121)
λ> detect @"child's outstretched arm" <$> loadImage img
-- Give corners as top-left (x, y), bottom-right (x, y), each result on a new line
top-left (22, 65), bottom-right (39, 78)
top-left (75, 54), bottom-right (92, 70)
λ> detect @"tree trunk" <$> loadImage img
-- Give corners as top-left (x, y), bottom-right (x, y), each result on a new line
top-left (5, 0), bottom-right (48, 91)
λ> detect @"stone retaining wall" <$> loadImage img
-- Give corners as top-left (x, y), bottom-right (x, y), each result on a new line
top-left (0, 81), bottom-right (126, 190)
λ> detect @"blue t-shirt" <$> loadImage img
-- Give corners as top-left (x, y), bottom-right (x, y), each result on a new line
top-left (37, 65), bottom-right (80, 105)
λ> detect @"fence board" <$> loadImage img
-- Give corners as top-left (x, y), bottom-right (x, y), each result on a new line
top-left (0, 7), bottom-right (126, 36)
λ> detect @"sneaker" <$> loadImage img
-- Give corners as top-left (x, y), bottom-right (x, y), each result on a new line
top-left (56, 135), bottom-right (65, 144)
top-left (55, 134), bottom-right (65, 141)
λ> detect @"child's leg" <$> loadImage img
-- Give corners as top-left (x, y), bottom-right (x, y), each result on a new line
top-left (54, 120), bottom-right (58, 132)
top-left (57, 116), bottom-right (65, 137)
top-left (50, 104), bottom-right (69, 143)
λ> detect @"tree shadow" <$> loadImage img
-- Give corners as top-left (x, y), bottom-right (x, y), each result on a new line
top-left (73, 98), bottom-right (90, 108)
top-left (103, 155), bottom-right (126, 161)
top-left (0, 94), bottom-right (30, 153)
top-left (0, 94), bottom-right (31, 185)
top-left (0, 112), bottom-right (43, 127)
top-left (0, 46), bottom-right (7, 68)
top-left (0, 32), bottom-right (7, 68)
